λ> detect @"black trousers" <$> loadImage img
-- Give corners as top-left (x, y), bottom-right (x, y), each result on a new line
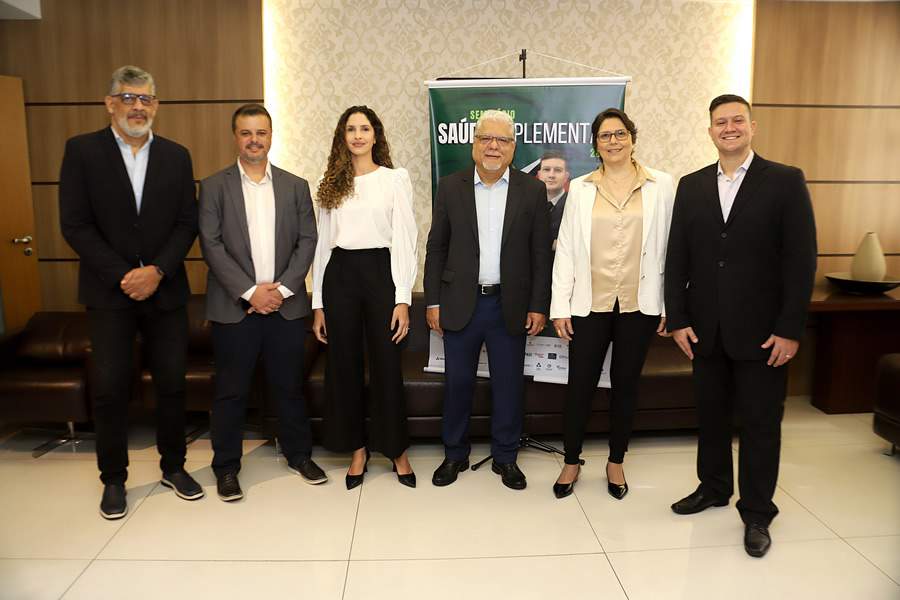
top-left (87, 303), bottom-right (188, 485)
top-left (563, 303), bottom-right (659, 465)
top-left (321, 248), bottom-right (408, 459)
top-left (693, 330), bottom-right (787, 526)
top-left (210, 313), bottom-right (312, 476)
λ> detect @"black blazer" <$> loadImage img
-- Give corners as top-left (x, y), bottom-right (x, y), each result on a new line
top-left (59, 127), bottom-right (198, 310)
top-left (424, 167), bottom-right (551, 334)
top-left (549, 191), bottom-right (567, 243)
top-left (664, 154), bottom-right (817, 360)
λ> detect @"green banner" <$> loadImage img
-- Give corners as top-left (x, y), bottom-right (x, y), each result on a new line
top-left (426, 77), bottom-right (628, 199)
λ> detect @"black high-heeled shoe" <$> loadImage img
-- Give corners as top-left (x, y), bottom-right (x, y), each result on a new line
top-left (392, 461), bottom-right (417, 488)
top-left (345, 450), bottom-right (370, 490)
top-left (553, 465), bottom-right (580, 499)
top-left (606, 462), bottom-right (628, 500)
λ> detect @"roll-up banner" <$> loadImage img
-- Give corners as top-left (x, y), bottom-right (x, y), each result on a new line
top-left (425, 77), bottom-right (629, 200)
top-left (423, 77), bottom-right (630, 386)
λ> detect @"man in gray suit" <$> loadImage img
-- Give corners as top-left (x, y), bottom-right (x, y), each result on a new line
top-left (199, 103), bottom-right (326, 501)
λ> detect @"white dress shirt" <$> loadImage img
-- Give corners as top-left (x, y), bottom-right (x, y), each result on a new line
top-left (474, 167), bottom-right (510, 285)
top-left (112, 127), bottom-right (153, 214)
top-left (717, 150), bottom-right (754, 221)
top-left (312, 166), bottom-right (418, 309)
top-left (237, 159), bottom-right (293, 301)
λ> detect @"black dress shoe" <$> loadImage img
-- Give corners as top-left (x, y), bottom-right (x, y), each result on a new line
top-left (99, 483), bottom-right (127, 520)
top-left (606, 463), bottom-right (628, 500)
top-left (671, 488), bottom-right (729, 515)
top-left (491, 460), bottom-right (526, 490)
top-left (161, 470), bottom-right (205, 500)
top-left (744, 523), bottom-right (772, 557)
top-left (345, 451), bottom-right (370, 491)
top-left (553, 465), bottom-right (580, 499)
top-left (432, 458), bottom-right (469, 487)
top-left (392, 462), bottom-right (417, 488)
top-left (289, 458), bottom-right (328, 485)
top-left (216, 472), bottom-right (243, 502)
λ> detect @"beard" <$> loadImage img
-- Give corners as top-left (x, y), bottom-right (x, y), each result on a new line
top-left (241, 145), bottom-right (268, 164)
top-left (115, 112), bottom-right (153, 138)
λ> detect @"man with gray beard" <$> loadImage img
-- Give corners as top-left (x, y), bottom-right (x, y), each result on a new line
top-left (60, 65), bottom-right (202, 519)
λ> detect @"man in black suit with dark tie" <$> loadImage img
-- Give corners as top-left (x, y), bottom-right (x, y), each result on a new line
top-left (665, 94), bottom-right (817, 557)
top-left (536, 150), bottom-right (570, 247)
top-left (424, 110), bottom-right (551, 490)
top-left (60, 65), bottom-right (202, 519)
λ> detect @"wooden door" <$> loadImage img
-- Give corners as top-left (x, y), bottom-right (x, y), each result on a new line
top-left (0, 75), bottom-right (41, 330)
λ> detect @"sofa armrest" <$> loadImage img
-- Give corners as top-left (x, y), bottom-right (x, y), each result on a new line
top-left (0, 328), bottom-right (24, 363)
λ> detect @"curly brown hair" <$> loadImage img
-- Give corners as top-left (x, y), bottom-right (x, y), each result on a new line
top-left (316, 106), bottom-right (394, 210)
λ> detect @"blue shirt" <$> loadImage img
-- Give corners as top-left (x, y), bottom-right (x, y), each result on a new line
top-left (473, 167), bottom-right (509, 285)
top-left (112, 127), bottom-right (153, 214)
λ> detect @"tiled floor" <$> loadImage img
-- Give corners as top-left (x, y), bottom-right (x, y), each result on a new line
top-left (1, 397), bottom-right (898, 600)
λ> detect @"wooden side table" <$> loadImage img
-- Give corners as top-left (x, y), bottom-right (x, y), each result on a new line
top-left (809, 285), bottom-right (900, 414)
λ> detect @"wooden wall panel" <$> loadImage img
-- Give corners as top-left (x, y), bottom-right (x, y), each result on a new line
top-left (38, 261), bottom-right (80, 311)
top-left (752, 107), bottom-right (900, 182)
top-left (27, 103), bottom-right (247, 182)
top-left (185, 260), bottom-right (208, 295)
top-left (0, 0), bottom-right (263, 103)
top-left (810, 183), bottom-right (900, 255)
top-left (32, 186), bottom-right (76, 260)
top-left (754, 1), bottom-right (900, 105)
top-left (32, 185), bottom-right (203, 260)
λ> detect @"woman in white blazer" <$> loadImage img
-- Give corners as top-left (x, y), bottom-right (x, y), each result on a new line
top-left (550, 108), bottom-right (675, 500)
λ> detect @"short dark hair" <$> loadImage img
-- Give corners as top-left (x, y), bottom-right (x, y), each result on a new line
top-left (590, 107), bottom-right (637, 153)
top-left (540, 149), bottom-right (568, 167)
top-left (231, 103), bottom-right (272, 132)
top-left (709, 94), bottom-right (752, 117)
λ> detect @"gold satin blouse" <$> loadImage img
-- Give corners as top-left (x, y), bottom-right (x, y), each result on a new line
top-left (586, 162), bottom-right (654, 313)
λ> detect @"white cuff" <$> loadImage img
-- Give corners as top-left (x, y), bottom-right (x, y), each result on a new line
top-left (394, 286), bottom-right (411, 306)
top-left (241, 285), bottom-right (257, 302)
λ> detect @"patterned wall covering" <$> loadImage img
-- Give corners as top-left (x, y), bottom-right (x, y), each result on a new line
top-left (264, 0), bottom-right (754, 292)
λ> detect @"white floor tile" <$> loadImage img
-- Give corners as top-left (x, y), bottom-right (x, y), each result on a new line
top-left (574, 452), bottom-right (836, 552)
top-left (62, 559), bottom-right (347, 600)
top-left (779, 443), bottom-right (900, 537)
top-left (98, 459), bottom-right (358, 561)
top-left (780, 397), bottom-right (882, 448)
top-left (846, 536), bottom-right (900, 585)
top-left (608, 539), bottom-right (900, 600)
top-left (0, 460), bottom-right (161, 559)
top-left (344, 554), bottom-right (625, 600)
top-left (0, 558), bottom-right (89, 600)
top-left (350, 453), bottom-right (602, 560)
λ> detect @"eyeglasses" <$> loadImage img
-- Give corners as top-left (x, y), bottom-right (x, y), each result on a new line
top-left (475, 134), bottom-right (515, 147)
top-left (111, 93), bottom-right (158, 106)
top-left (597, 129), bottom-right (629, 143)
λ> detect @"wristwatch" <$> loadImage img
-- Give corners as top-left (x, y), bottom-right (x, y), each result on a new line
top-left (153, 265), bottom-right (165, 278)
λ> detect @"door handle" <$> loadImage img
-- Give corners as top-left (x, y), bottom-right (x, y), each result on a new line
top-left (12, 235), bottom-right (33, 244)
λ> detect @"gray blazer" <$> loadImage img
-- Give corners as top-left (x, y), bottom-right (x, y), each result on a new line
top-left (199, 163), bottom-right (317, 324)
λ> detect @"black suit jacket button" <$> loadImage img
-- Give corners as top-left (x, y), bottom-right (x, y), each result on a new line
top-left (718, 260), bottom-right (725, 268)
top-left (720, 232), bottom-right (727, 239)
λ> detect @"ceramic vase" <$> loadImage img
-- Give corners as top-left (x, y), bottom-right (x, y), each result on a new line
top-left (850, 232), bottom-right (886, 281)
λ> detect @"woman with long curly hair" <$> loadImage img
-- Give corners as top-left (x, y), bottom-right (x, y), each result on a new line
top-left (312, 105), bottom-right (418, 489)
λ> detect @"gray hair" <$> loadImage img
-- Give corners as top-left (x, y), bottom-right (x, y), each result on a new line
top-left (108, 65), bottom-right (156, 96)
top-left (475, 109), bottom-right (515, 138)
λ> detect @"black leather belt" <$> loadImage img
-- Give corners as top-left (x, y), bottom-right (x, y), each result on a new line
top-left (478, 284), bottom-right (502, 296)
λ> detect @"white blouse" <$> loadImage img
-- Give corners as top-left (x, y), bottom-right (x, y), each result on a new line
top-left (311, 166), bottom-right (418, 309)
